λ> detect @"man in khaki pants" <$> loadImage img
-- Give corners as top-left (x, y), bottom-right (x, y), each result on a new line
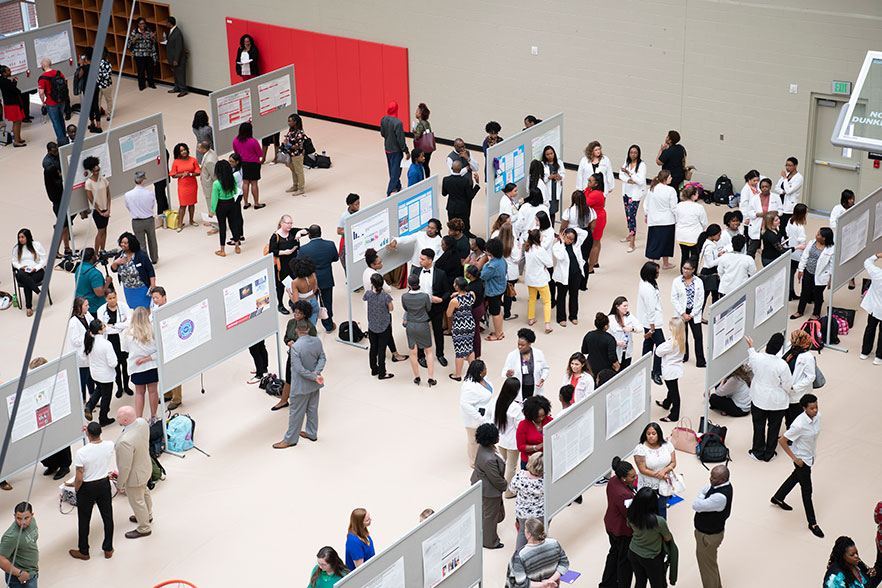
top-left (114, 407), bottom-right (153, 538)
top-left (692, 465), bottom-right (732, 588)
top-left (197, 141), bottom-right (219, 234)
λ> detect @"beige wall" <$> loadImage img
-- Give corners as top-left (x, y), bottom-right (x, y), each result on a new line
top-left (35, 0), bottom-right (55, 26)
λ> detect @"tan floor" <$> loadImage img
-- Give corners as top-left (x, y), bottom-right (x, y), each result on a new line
top-left (0, 77), bottom-right (880, 588)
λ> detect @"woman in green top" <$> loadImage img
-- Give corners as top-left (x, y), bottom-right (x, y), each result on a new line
top-left (308, 546), bottom-right (349, 588)
top-left (209, 159), bottom-right (244, 257)
top-left (627, 487), bottom-right (673, 588)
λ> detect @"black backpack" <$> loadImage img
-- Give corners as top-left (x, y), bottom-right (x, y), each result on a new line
top-left (147, 454), bottom-right (166, 490)
top-left (40, 70), bottom-right (69, 104)
top-left (149, 418), bottom-right (165, 457)
top-left (259, 373), bottom-right (284, 397)
top-left (713, 175), bottom-right (734, 205)
top-left (697, 432), bottom-right (730, 469)
top-left (338, 320), bottom-right (364, 342)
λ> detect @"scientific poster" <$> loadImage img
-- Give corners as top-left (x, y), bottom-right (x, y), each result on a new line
top-left (68, 143), bottom-right (112, 190)
top-left (551, 406), bottom-right (595, 482)
top-left (754, 266), bottom-right (787, 328)
top-left (119, 124), bottom-right (161, 172)
top-left (5, 371), bottom-right (72, 443)
top-left (874, 201), bottom-right (882, 241)
top-left (159, 299), bottom-right (212, 362)
top-left (493, 145), bottom-right (525, 193)
top-left (606, 370), bottom-right (646, 440)
top-left (257, 74), bottom-right (292, 117)
top-left (397, 188), bottom-right (434, 236)
top-left (0, 42), bottom-right (27, 75)
top-left (351, 210), bottom-right (391, 260)
top-left (712, 294), bottom-right (746, 359)
top-left (363, 557), bottom-right (406, 588)
top-left (223, 268), bottom-right (270, 329)
top-left (840, 209), bottom-right (869, 264)
top-left (531, 125), bottom-right (562, 161)
top-left (217, 88), bottom-right (252, 131)
top-left (421, 506), bottom-right (476, 588)
top-left (34, 29), bottom-right (71, 64)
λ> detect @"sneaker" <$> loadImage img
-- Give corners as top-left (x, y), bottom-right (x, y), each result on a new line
top-left (874, 358), bottom-right (882, 366)
top-left (748, 450), bottom-right (761, 462)
top-left (860, 354), bottom-right (869, 360)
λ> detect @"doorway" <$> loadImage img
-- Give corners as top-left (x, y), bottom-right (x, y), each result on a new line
top-left (806, 95), bottom-right (861, 213)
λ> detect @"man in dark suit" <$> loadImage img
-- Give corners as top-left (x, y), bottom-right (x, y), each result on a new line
top-left (165, 16), bottom-right (187, 97)
top-left (410, 248), bottom-right (449, 367)
top-left (297, 224), bottom-right (339, 332)
top-left (442, 160), bottom-right (481, 237)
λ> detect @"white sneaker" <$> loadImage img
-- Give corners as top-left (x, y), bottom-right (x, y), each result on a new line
top-left (874, 358), bottom-right (882, 366)
top-left (860, 354), bottom-right (869, 360)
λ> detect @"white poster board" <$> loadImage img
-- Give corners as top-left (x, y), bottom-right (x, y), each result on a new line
top-left (840, 209), bottom-right (870, 264)
top-left (397, 187), bottom-right (434, 236)
top-left (421, 505), bottom-right (477, 588)
top-left (5, 371), bottom-right (72, 443)
top-left (550, 406), bottom-right (595, 482)
top-left (363, 557), bottom-right (406, 588)
top-left (33, 29), bottom-right (71, 64)
top-left (222, 268), bottom-right (271, 329)
top-left (712, 294), bottom-right (746, 359)
top-left (754, 266), bottom-right (787, 328)
top-left (258, 74), bottom-right (292, 117)
top-left (119, 125), bottom-right (161, 173)
top-left (68, 143), bottom-right (112, 190)
top-left (351, 210), bottom-right (392, 260)
top-left (606, 368), bottom-right (647, 440)
top-left (531, 125), bottom-right (562, 161)
top-left (0, 41), bottom-right (28, 75)
top-left (217, 88), bottom-right (253, 131)
top-left (158, 299), bottom-right (212, 362)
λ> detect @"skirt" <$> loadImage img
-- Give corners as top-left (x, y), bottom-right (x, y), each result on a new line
top-left (3, 104), bottom-right (23, 122)
top-left (124, 285), bottom-right (152, 309)
top-left (645, 224), bottom-right (675, 259)
top-left (241, 160), bottom-right (261, 181)
top-left (405, 320), bottom-right (432, 350)
top-left (131, 368), bottom-right (158, 386)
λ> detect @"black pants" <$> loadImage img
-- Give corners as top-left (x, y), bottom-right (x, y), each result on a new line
top-left (368, 325), bottom-right (393, 376)
top-left (41, 447), bottom-right (71, 470)
top-left (76, 477), bottom-right (113, 555)
top-left (661, 379), bottom-right (680, 420)
top-left (642, 328), bottom-right (665, 377)
top-left (580, 233), bottom-right (594, 289)
top-left (628, 550), bottom-right (666, 588)
top-left (447, 207), bottom-right (472, 237)
top-left (680, 243), bottom-right (699, 267)
top-left (789, 259), bottom-right (800, 299)
top-left (780, 213), bottom-right (792, 230)
top-left (216, 198), bottom-right (243, 247)
top-left (172, 63), bottom-right (187, 92)
top-left (318, 287), bottom-right (335, 331)
top-left (751, 406), bottom-right (785, 461)
top-left (419, 309), bottom-right (445, 360)
top-left (555, 279), bottom-right (580, 323)
top-left (700, 270), bottom-right (720, 310)
top-left (599, 532), bottom-right (633, 588)
top-left (86, 381), bottom-right (113, 422)
top-left (773, 462), bottom-right (816, 525)
top-left (747, 238), bottom-right (761, 259)
top-left (709, 394), bottom-right (750, 417)
top-left (154, 179), bottom-right (170, 212)
top-left (862, 314), bottom-right (882, 359)
top-left (503, 280), bottom-right (517, 318)
top-left (871, 547), bottom-right (882, 588)
top-left (134, 56), bottom-right (155, 90)
top-left (78, 367), bottom-right (95, 403)
top-left (784, 403), bottom-right (803, 429)
top-left (107, 334), bottom-right (129, 393)
top-left (683, 317), bottom-right (706, 366)
top-left (14, 268), bottom-right (43, 309)
top-left (797, 270), bottom-right (825, 317)
top-left (620, 357), bottom-right (632, 370)
top-left (249, 341), bottom-right (268, 377)
top-left (422, 152), bottom-right (431, 177)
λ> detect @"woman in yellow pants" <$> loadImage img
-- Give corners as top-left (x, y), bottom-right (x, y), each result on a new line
top-left (523, 229), bottom-right (554, 334)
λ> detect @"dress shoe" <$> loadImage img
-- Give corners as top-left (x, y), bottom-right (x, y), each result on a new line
top-left (652, 374), bottom-right (663, 386)
top-left (53, 466), bottom-right (70, 480)
top-left (809, 524), bottom-right (825, 538)
top-left (770, 497), bottom-right (793, 511)
top-left (487, 543), bottom-right (504, 549)
top-left (69, 549), bottom-right (90, 560)
top-left (299, 431), bottom-right (317, 442)
top-left (437, 355), bottom-right (449, 367)
top-left (166, 401), bottom-right (181, 411)
top-left (43, 466), bottom-right (58, 476)
top-left (270, 402), bottom-right (289, 411)
top-left (125, 529), bottom-right (152, 539)
top-left (272, 441), bottom-right (296, 449)
top-left (99, 418), bottom-right (115, 427)
top-left (418, 357), bottom-right (427, 369)
top-left (84, 406), bottom-right (93, 421)
top-left (115, 389), bottom-right (123, 398)
top-left (278, 304), bottom-right (290, 315)
top-left (129, 515), bottom-right (153, 523)
top-left (104, 549), bottom-right (113, 559)
top-left (167, 89), bottom-right (177, 93)
top-left (177, 92), bottom-right (188, 97)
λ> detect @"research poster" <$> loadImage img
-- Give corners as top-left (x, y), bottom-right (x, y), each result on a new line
top-left (606, 369), bottom-right (646, 440)
top-left (712, 294), bottom-right (746, 359)
top-left (840, 209), bottom-right (869, 264)
top-left (0, 41), bottom-right (28, 75)
top-left (351, 210), bottom-right (391, 260)
top-left (421, 506), bottom-right (476, 588)
top-left (397, 188), bottom-right (434, 236)
top-left (551, 406), bottom-right (595, 482)
top-left (34, 29), bottom-right (71, 64)
top-left (257, 74), bottom-right (292, 117)
top-left (493, 145), bottom-right (525, 193)
top-left (363, 557), bottom-right (406, 588)
top-left (217, 88), bottom-right (252, 131)
top-left (119, 124), bottom-right (161, 172)
top-left (159, 299), bottom-right (212, 362)
top-left (68, 142), bottom-right (112, 190)
top-left (754, 266), bottom-right (787, 328)
top-left (531, 125), bottom-right (562, 161)
top-left (875, 201), bottom-right (882, 241)
top-left (5, 370), bottom-right (72, 443)
top-left (223, 268), bottom-right (270, 329)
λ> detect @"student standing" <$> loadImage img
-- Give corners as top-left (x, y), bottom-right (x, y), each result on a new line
top-left (692, 465), bottom-right (733, 588)
top-left (209, 160), bottom-right (243, 257)
top-left (559, 190), bottom-right (596, 286)
top-left (487, 377), bottom-right (523, 496)
top-left (584, 173), bottom-right (608, 271)
top-left (697, 224), bottom-right (724, 309)
top-left (562, 352), bottom-right (594, 403)
top-left (552, 228), bottom-right (586, 326)
top-left (380, 101), bottom-right (409, 196)
top-left (471, 423), bottom-right (507, 549)
top-left (746, 334), bottom-right (792, 462)
top-left (460, 361), bottom-right (493, 465)
top-left (760, 212), bottom-right (789, 267)
top-left (363, 273), bottom-right (395, 381)
top-left (540, 146), bottom-right (565, 224)
top-left (738, 169), bottom-right (761, 244)
top-left (411, 248), bottom-right (450, 367)
top-left (783, 329), bottom-right (816, 428)
top-left (637, 262), bottom-right (665, 385)
top-left (411, 103), bottom-right (434, 175)
top-left (609, 296), bottom-right (641, 370)
top-left (576, 141), bottom-right (615, 196)
top-left (447, 277), bottom-right (476, 380)
top-left (170, 143), bottom-right (201, 231)
top-left (773, 157), bottom-right (804, 228)
top-left (83, 156), bottom-right (111, 251)
top-left (670, 260), bottom-right (705, 367)
top-left (401, 275), bottom-right (436, 386)
top-left (674, 184), bottom-right (707, 266)
top-left (600, 457), bottom-right (637, 588)
top-left (786, 204), bottom-right (809, 300)
top-left (792, 228), bottom-right (834, 320)
top-left (717, 235), bottom-right (756, 297)
top-left (644, 171), bottom-right (678, 270)
top-left (634, 423), bottom-right (677, 518)
top-left (656, 130), bottom-right (687, 192)
top-left (69, 422), bottom-right (114, 561)
top-left (523, 230), bottom-right (554, 334)
top-left (581, 313), bottom-right (620, 375)
top-left (344, 509), bottom-right (375, 569)
top-left (620, 145), bottom-right (647, 253)
top-left (481, 238), bottom-right (508, 342)
top-left (742, 178), bottom-right (782, 258)
top-left (233, 123), bottom-right (263, 209)
top-left (502, 329), bottom-right (550, 399)
top-left (0, 502), bottom-right (39, 586)
top-left (860, 252), bottom-right (882, 364)
top-left (83, 319), bottom-right (118, 426)
top-left (655, 318), bottom-right (685, 422)
top-left (627, 487), bottom-right (674, 587)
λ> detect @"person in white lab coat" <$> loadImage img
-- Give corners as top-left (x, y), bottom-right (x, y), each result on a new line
top-left (83, 319), bottom-right (118, 426)
top-left (655, 317), bottom-right (685, 422)
top-left (860, 253), bottom-right (882, 364)
top-left (562, 351), bottom-right (594, 403)
top-left (637, 262), bottom-right (665, 384)
top-left (670, 260), bottom-right (705, 367)
top-left (69, 296), bottom-right (96, 403)
top-left (501, 328), bottom-right (550, 399)
top-left (644, 171), bottom-right (678, 269)
top-left (746, 333), bottom-right (792, 462)
top-left (577, 141), bottom-right (615, 196)
top-left (515, 188), bottom-right (549, 241)
top-left (785, 204), bottom-right (809, 301)
top-left (793, 228), bottom-right (834, 320)
top-left (741, 177), bottom-right (782, 259)
top-left (783, 330), bottom-right (816, 428)
top-left (773, 157), bottom-right (804, 228)
top-left (523, 229), bottom-right (554, 334)
top-left (96, 289), bottom-right (132, 398)
top-left (674, 185), bottom-right (708, 267)
top-left (499, 183), bottom-right (521, 221)
top-left (829, 189), bottom-right (856, 290)
top-left (620, 144), bottom-right (647, 252)
top-left (539, 146), bottom-right (565, 225)
top-left (559, 190), bottom-right (596, 288)
top-left (388, 217), bottom-right (443, 273)
top-left (697, 224), bottom-right (724, 310)
top-left (709, 365), bottom-right (752, 417)
top-left (608, 296), bottom-right (641, 370)
top-left (717, 235), bottom-right (756, 296)
top-left (552, 227), bottom-right (587, 326)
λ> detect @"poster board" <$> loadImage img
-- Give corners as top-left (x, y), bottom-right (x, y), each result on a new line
top-left (0, 21), bottom-right (76, 93)
top-left (152, 255), bottom-right (279, 393)
top-left (543, 353), bottom-right (652, 527)
top-left (832, 185), bottom-right (882, 291)
top-left (0, 353), bottom-right (83, 481)
top-left (343, 175), bottom-right (440, 292)
top-left (485, 113), bottom-right (564, 236)
top-left (833, 51), bottom-right (882, 151)
top-left (336, 483), bottom-right (482, 588)
top-left (58, 114), bottom-right (167, 215)
top-left (208, 65), bottom-right (297, 152)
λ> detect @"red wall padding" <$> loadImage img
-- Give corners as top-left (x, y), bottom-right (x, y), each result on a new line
top-left (225, 18), bottom-right (409, 129)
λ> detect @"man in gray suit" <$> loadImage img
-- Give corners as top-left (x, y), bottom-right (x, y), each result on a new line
top-left (114, 406), bottom-right (153, 538)
top-left (165, 16), bottom-right (187, 97)
top-left (273, 321), bottom-right (326, 448)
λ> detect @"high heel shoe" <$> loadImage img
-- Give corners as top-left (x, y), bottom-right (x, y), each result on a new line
top-left (427, 379), bottom-right (437, 387)
top-left (413, 377), bottom-right (421, 386)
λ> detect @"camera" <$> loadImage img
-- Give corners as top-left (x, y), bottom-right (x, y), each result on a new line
top-left (97, 248), bottom-right (120, 266)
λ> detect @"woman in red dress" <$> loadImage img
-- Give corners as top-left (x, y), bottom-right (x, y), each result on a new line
top-left (170, 143), bottom-right (201, 231)
top-left (584, 172), bottom-right (607, 273)
top-left (0, 65), bottom-right (26, 146)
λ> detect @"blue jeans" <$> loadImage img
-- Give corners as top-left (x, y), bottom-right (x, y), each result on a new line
top-left (657, 491), bottom-right (669, 519)
top-left (6, 572), bottom-right (37, 587)
top-left (385, 151), bottom-right (403, 195)
top-left (46, 103), bottom-right (66, 143)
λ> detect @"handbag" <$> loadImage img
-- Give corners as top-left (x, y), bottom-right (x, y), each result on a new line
top-left (670, 417), bottom-right (699, 454)
top-left (414, 129), bottom-right (436, 153)
top-left (274, 150), bottom-right (290, 165)
top-left (163, 209), bottom-right (179, 230)
top-left (505, 282), bottom-right (517, 298)
top-left (813, 363), bottom-right (826, 389)
top-left (658, 471), bottom-right (686, 497)
top-left (317, 290), bottom-right (329, 321)
top-left (264, 237), bottom-right (281, 271)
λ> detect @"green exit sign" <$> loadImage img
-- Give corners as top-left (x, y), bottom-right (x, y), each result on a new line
top-left (832, 80), bottom-right (852, 95)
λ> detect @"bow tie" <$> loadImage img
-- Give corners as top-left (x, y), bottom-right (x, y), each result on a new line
top-left (422, 269), bottom-right (431, 274)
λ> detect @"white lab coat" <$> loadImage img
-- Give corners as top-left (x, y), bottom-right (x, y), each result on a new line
top-left (95, 301), bottom-right (132, 336)
top-left (562, 371), bottom-right (595, 403)
top-left (539, 161), bottom-right (565, 207)
top-left (655, 340), bottom-right (684, 380)
top-left (523, 245), bottom-right (552, 288)
top-left (645, 185), bottom-right (678, 227)
top-left (773, 172), bottom-right (804, 214)
top-left (786, 222), bottom-right (807, 262)
top-left (675, 201), bottom-right (708, 245)
top-left (829, 204), bottom-right (847, 231)
top-left (699, 238), bottom-right (724, 271)
top-left (499, 195), bottom-right (519, 220)
top-left (608, 313), bottom-right (642, 361)
top-left (67, 312), bottom-right (95, 367)
top-left (747, 348), bottom-right (791, 411)
top-left (576, 155), bottom-right (615, 195)
top-left (87, 335), bottom-right (118, 384)
top-left (636, 280), bottom-right (664, 329)
top-left (789, 351), bottom-right (816, 404)
top-left (459, 379), bottom-right (494, 428)
top-left (620, 161), bottom-right (648, 201)
top-left (551, 230), bottom-right (588, 283)
top-left (861, 255), bottom-right (882, 319)
top-left (717, 253), bottom-right (756, 295)
top-left (515, 202), bottom-right (549, 238)
top-left (741, 192), bottom-right (782, 240)
top-left (501, 347), bottom-right (550, 399)
top-left (670, 276), bottom-right (705, 323)
top-left (798, 244), bottom-right (834, 286)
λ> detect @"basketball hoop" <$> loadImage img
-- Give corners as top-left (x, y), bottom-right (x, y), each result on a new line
top-left (152, 582), bottom-right (196, 588)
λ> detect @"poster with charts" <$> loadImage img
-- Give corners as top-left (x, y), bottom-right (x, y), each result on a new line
top-left (159, 299), bottom-right (211, 362)
top-left (874, 201), bottom-right (882, 241)
top-left (840, 209), bottom-right (869, 264)
top-left (712, 294), bottom-right (746, 359)
top-left (606, 370), bottom-right (646, 440)
top-left (119, 125), bottom-right (161, 172)
top-left (68, 143), bottom-right (112, 190)
top-left (217, 88), bottom-right (252, 131)
top-left (351, 210), bottom-right (391, 260)
top-left (397, 187), bottom-right (434, 236)
top-left (493, 145), bottom-right (525, 193)
top-left (0, 41), bottom-right (27, 75)
top-left (551, 406), bottom-right (596, 482)
top-left (6, 371), bottom-right (72, 443)
top-left (421, 505), bottom-right (476, 588)
top-left (257, 74), bottom-right (292, 117)
top-left (363, 557), bottom-right (406, 588)
top-left (223, 268), bottom-right (270, 329)
top-left (531, 125), bottom-right (561, 161)
top-left (754, 266), bottom-right (787, 328)
top-left (34, 30), bottom-right (71, 65)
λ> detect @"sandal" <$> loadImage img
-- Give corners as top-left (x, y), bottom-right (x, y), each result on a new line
top-left (243, 203), bottom-right (252, 209)
top-left (528, 319), bottom-right (536, 326)
top-left (0, 481), bottom-right (11, 491)
top-left (215, 250), bottom-right (226, 257)
top-left (449, 374), bottom-right (462, 382)
top-left (485, 333), bottom-right (504, 341)
top-left (189, 221), bottom-right (198, 226)
top-left (659, 416), bottom-right (676, 423)
top-left (545, 327), bottom-right (554, 334)
top-left (655, 400), bottom-right (668, 409)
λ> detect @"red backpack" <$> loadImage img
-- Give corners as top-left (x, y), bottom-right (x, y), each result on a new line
top-left (800, 319), bottom-right (823, 351)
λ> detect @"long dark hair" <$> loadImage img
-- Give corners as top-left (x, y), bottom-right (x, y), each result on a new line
top-left (696, 224), bottom-right (721, 258)
top-left (309, 546), bottom-right (349, 587)
top-left (16, 228), bottom-right (37, 263)
top-left (464, 359), bottom-right (485, 383)
top-left (83, 319), bottom-right (103, 356)
top-left (493, 377), bottom-right (521, 433)
top-left (609, 296), bottom-right (629, 324)
top-left (627, 487), bottom-right (660, 530)
top-left (639, 422), bottom-right (666, 445)
top-left (536, 211), bottom-right (551, 232)
top-left (191, 110), bottom-right (209, 130)
top-left (524, 187), bottom-right (544, 207)
top-left (824, 536), bottom-right (869, 588)
top-left (543, 145), bottom-right (559, 174)
top-left (528, 159), bottom-right (544, 190)
top-left (214, 159), bottom-right (236, 194)
top-left (570, 190), bottom-right (592, 227)
top-left (237, 122), bottom-right (253, 141)
top-left (288, 113), bottom-right (303, 130)
top-left (625, 144), bottom-right (642, 170)
top-left (238, 34), bottom-right (256, 50)
top-left (590, 172), bottom-right (605, 194)
top-left (640, 262), bottom-right (659, 289)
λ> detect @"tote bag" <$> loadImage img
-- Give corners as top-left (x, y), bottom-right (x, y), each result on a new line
top-left (670, 417), bottom-right (699, 454)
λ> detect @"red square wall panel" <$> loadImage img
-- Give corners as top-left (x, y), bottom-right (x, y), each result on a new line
top-left (335, 37), bottom-right (362, 123)
top-left (358, 42), bottom-right (384, 126)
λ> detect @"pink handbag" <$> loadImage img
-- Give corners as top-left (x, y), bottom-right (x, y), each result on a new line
top-left (670, 418), bottom-right (699, 454)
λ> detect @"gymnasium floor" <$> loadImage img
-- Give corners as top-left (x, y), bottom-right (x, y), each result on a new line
top-left (0, 77), bottom-right (879, 588)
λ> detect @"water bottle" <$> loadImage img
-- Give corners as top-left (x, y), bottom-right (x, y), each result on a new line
top-left (322, 150), bottom-right (326, 156)
top-left (11, 293), bottom-right (19, 309)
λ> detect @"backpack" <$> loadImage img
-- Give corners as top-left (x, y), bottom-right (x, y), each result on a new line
top-left (818, 316), bottom-right (840, 345)
top-left (338, 320), bottom-right (364, 342)
top-left (149, 419), bottom-right (165, 457)
top-left (713, 175), bottom-right (734, 205)
top-left (259, 373), bottom-right (284, 397)
top-left (147, 454), bottom-right (166, 490)
top-left (166, 413), bottom-right (195, 452)
top-left (697, 432), bottom-right (730, 469)
top-left (800, 318), bottom-right (824, 351)
top-left (40, 70), bottom-right (69, 104)
top-left (832, 314), bottom-right (849, 336)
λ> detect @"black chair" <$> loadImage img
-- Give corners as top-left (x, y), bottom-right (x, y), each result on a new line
top-left (10, 265), bottom-right (52, 310)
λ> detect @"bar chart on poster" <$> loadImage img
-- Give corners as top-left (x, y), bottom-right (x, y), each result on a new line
top-left (119, 125), bottom-right (162, 172)
top-left (351, 210), bottom-right (392, 260)
top-left (217, 88), bottom-right (253, 131)
top-left (258, 74), bottom-right (292, 116)
top-left (0, 41), bottom-right (27, 75)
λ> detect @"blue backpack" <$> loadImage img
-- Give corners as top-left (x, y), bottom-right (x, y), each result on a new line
top-left (166, 413), bottom-right (195, 452)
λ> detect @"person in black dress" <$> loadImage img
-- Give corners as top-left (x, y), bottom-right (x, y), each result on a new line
top-left (581, 313), bottom-right (620, 376)
top-left (760, 211), bottom-right (789, 267)
top-left (655, 130), bottom-right (687, 192)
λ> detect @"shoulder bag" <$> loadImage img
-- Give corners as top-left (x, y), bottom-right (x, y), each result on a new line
top-left (670, 417), bottom-right (699, 454)
top-left (414, 121), bottom-right (436, 153)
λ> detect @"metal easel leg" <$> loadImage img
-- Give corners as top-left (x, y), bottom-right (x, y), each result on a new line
top-left (824, 296), bottom-right (848, 353)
